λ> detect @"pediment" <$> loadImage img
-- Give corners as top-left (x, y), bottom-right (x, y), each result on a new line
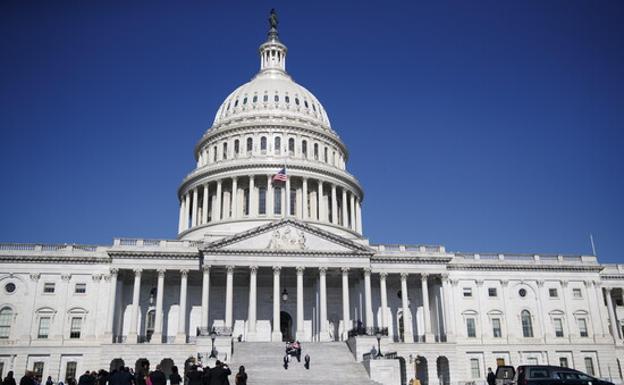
top-left (202, 219), bottom-right (372, 254)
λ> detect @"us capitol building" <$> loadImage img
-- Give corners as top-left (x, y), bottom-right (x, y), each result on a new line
top-left (1, 13), bottom-right (624, 385)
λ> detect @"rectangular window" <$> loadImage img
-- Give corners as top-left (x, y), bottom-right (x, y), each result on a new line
top-left (70, 317), bottom-right (82, 339)
top-left (573, 288), bottom-right (582, 298)
top-left (470, 358), bottom-right (480, 379)
top-left (488, 288), bottom-right (498, 297)
top-left (65, 362), bottom-right (77, 383)
top-left (559, 357), bottom-right (569, 368)
top-left (554, 318), bottom-right (564, 337)
top-left (463, 287), bottom-right (473, 297)
top-left (38, 316), bottom-right (51, 339)
top-left (0, 309), bottom-right (11, 338)
top-left (578, 318), bottom-right (588, 337)
top-left (43, 282), bottom-right (55, 293)
top-left (274, 187), bottom-right (282, 215)
top-left (33, 362), bottom-right (44, 383)
top-left (584, 357), bottom-right (595, 376)
top-left (243, 188), bottom-right (250, 216)
top-left (289, 188), bottom-right (296, 216)
top-left (549, 288), bottom-right (558, 298)
top-left (492, 318), bottom-right (502, 338)
top-left (466, 318), bottom-right (476, 337)
top-left (74, 283), bottom-right (86, 294)
top-left (258, 187), bottom-right (266, 215)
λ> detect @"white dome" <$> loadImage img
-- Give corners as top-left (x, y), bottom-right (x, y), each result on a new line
top-left (212, 72), bottom-right (332, 129)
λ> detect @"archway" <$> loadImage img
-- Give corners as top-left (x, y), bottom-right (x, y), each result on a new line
top-left (109, 359), bottom-right (125, 373)
top-left (437, 356), bottom-right (450, 385)
top-left (280, 311), bottom-right (293, 341)
top-left (160, 359), bottom-right (174, 379)
top-left (415, 356), bottom-right (428, 385)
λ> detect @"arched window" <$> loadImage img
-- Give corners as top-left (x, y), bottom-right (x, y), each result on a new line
top-left (222, 142), bottom-right (228, 160)
top-left (260, 136), bottom-right (267, 153)
top-left (234, 139), bottom-right (240, 157)
top-left (0, 307), bottom-right (13, 339)
top-left (301, 140), bottom-right (307, 158)
top-left (288, 138), bottom-right (295, 155)
top-left (521, 310), bottom-right (533, 337)
top-left (246, 138), bottom-right (253, 154)
top-left (274, 137), bottom-right (281, 155)
top-left (314, 143), bottom-right (319, 160)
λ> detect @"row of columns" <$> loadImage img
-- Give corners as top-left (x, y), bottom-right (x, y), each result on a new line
top-left (106, 267), bottom-right (440, 343)
top-left (178, 176), bottom-right (363, 234)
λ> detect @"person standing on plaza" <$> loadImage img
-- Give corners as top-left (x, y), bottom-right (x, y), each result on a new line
top-left (234, 366), bottom-right (246, 385)
top-left (207, 361), bottom-right (231, 385)
top-left (19, 371), bottom-right (36, 385)
top-left (148, 366), bottom-right (165, 385)
top-left (168, 367), bottom-right (181, 385)
top-left (3, 371), bottom-right (17, 385)
top-left (487, 368), bottom-right (496, 385)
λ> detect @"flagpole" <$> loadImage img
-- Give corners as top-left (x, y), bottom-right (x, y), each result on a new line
top-left (590, 233), bottom-right (597, 256)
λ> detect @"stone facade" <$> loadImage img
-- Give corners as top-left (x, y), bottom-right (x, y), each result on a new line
top-left (1, 14), bottom-right (624, 385)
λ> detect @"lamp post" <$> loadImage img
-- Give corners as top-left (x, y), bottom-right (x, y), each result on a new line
top-left (209, 330), bottom-right (217, 358)
top-left (375, 331), bottom-right (383, 358)
top-left (282, 288), bottom-right (288, 302)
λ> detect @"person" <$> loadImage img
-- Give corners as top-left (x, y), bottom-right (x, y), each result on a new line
top-left (304, 354), bottom-right (310, 370)
top-left (207, 361), bottom-right (231, 385)
top-left (45, 376), bottom-right (54, 385)
top-left (283, 354), bottom-right (288, 370)
top-left (186, 366), bottom-right (202, 385)
top-left (293, 341), bottom-right (302, 362)
top-left (20, 371), bottom-right (36, 385)
top-left (148, 366), bottom-right (165, 385)
top-left (78, 372), bottom-right (94, 385)
top-left (487, 367), bottom-right (496, 385)
top-left (169, 367), bottom-right (181, 385)
top-left (234, 366), bottom-right (246, 385)
top-left (135, 362), bottom-right (149, 385)
top-left (4, 371), bottom-right (17, 385)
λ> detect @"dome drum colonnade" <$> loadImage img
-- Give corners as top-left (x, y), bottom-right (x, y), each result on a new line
top-left (177, 17), bottom-right (363, 239)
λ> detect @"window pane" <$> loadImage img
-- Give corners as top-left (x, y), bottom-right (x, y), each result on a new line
top-left (0, 308), bottom-right (12, 339)
top-left (463, 288), bottom-right (472, 297)
top-left (274, 188), bottom-right (282, 215)
top-left (70, 317), bottom-right (82, 339)
top-left (65, 362), bottom-right (77, 383)
top-left (258, 187), bottom-right (266, 215)
top-left (289, 188), bottom-right (296, 216)
top-left (492, 318), bottom-right (502, 338)
top-left (470, 359), bottom-right (480, 379)
top-left (549, 288), bottom-right (558, 297)
top-left (488, 288), bottom-right (497, 297)
top-left (33, 362), bottom-right (44, 383)
top-left (554, 318), bottom-right (564, 337)
top-left (584, 357), bottom-right (595, 376)
top-left (578, 318), bottom-right (588, 337)
top-left (75, 283), bottom-right (86, 294)
top-left (559, 357), bottom-right (569, 368)
top-left (522, 311), bottom-right (533, 337)
top-left (466, 318), bottom-right (476, 337)
top-left (38, 317), bottom-right (50, 339)
top-left (43, 283), bottom-right (55, 293)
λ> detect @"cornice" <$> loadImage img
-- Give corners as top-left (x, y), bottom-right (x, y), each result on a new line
top-left (202, 249), bottom-right (372, 258)
top-left (106, 250), bottom-right (199, 259)
top-left (0, 255), bottom-right (109, 264)
top-left (177, 159), bottom-right (364, 200)
top-left (448, 263), bottom-right (603, 272)
top-left (600, 275), bottom-right (624, 281)
top-left (372, 255), bottom-right (453, 264)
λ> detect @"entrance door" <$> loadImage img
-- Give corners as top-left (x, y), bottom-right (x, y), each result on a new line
top-left (280, 311), bottom-right (293, 341)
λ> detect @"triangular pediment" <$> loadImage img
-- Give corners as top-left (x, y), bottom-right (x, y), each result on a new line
top-left (202, 219), bottom-right (373, 254)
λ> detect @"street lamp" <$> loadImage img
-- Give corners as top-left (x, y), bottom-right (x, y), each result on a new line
top-left (209, 330), bottom-right (217, 358)
top-left (375, 331), bottom-right (383, 358)
top-left (281, 288), bottom-right (289, 302)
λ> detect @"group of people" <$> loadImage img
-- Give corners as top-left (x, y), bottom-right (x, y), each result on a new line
top-left (2, 361), bottom-right (248, 385)
top-left (283, 341), bottom-right (310, 370)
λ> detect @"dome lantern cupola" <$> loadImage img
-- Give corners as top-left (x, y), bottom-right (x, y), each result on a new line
top-left (259, 9), bottom-right (287, 74)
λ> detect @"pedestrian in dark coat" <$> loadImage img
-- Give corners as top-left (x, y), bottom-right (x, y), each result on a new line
top-left (78, 372), bottom-right (94, 385)
top-left (4, 371), bottom-right (17, 385)
top-left (187, 367), bottom-right (202, 385)
top-left (208, 362), bottom-right (231, 385)
top-left (234, 366), bottom-right (246, 385)
top-left (19, 372), bottom-right (36, 385)
top-left (487, 368), bottom-right (496, 385)
top-left (304, 354), bottom-right (310, 370)
top-left (148, 366), bottom-right (166, 385)
top-left (168, 367), bottom-right (181, 385)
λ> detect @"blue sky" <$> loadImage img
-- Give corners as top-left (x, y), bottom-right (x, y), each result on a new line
top-left (1, 0), bottom-right (622, 262)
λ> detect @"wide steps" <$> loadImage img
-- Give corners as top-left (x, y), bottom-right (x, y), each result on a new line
top-left (229, 342), bottom-right (381, 385)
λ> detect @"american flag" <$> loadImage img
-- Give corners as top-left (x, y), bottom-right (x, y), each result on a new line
top-left (272, 167), bottom-right (287, 183)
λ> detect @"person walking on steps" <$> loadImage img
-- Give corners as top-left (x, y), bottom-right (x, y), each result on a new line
top-left (234, 367), bottom-right (246, 385)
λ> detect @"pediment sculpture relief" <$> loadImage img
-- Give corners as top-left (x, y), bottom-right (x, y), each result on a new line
top-left (267, 227), bottom-right (306, 251)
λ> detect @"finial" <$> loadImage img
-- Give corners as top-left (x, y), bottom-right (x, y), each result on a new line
top-left (268, 9), bottom-right (279, 41)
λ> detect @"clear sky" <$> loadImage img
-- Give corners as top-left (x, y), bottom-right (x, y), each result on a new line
top-left (1, 0), bottom-right (623, 262)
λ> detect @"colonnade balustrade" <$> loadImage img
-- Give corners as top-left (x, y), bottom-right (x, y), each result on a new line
top-left (106, 267), bottom-right (448, 344)
top-left (178, 175), bottom-right (363, 234)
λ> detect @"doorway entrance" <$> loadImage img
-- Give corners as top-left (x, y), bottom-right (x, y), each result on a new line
top-left (280, 311), bottom-right (293, 341)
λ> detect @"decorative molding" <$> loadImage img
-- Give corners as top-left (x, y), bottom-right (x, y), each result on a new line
top-left (421, 273), bottom-right (429, 280)
top-left (29, 273), bottom-right (40, 281)
top-left (180, 269), bottom-right (189, 277)
top-left (267, 228), bottom-right (307, 251)
top-left (110, 268), bottom-right (119, 275)
top-left (157, 269), bottom-right (166, 277)
top-left (400, 272), bottom-right (409, 280)
top-left (92, 274), bottom-right (103, 281)
top-left (202, 265), bottom-right (211, 272)
top-left (249, 266), bottom-right (258, 274)
top-left (341, 267), bottom-right (350, 274)
top-left (536, 280), bottom-right (545, 288)
top-left (296, 266), bottom-right (305, 274)
top-left (319, 267), bottom-right (328, 274)
top-left (363, 267), bottom-right (371, 276)
top-left (133, 268), bottom-right (143, 275)
top-left (379, 272), bottom-right (388, 279)
top-left (61, 273), bottom-right (72, 282)
top-left (272, 266), bottom-right (281, 274)
top-left (226, 265), bottom-right (235, 273)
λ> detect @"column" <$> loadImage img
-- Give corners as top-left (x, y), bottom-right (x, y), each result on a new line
top-left (152, 269), bottom-right (165, 343)
top-left (225, 266), bottom-right (234, 330)
top-left (202, 184), bottom-right (209, 224)
top-left (591, 281), bottom-right (608, 337)
top-left (536, 281), bottom-right (550, 339)
top-left (421, 274), bottom-right (433, 341)
top-left (272, 266), bottom-right (282, 341)
top-left (249, 175), bottom-right (255, 216)
top-left (559, 281), bottom-right (574, 339)
top-left (441, 274), bottom-right (455, 339)
top-left (178, 200), bottom-right (184, 232)
top-left (302, 177), bottom-right (308, 220)
top-left (318, 181), bottom-right (324, 221)
top-left (356, 198), bottom-right (363, 233)
top-left (319, 267), bottom-right (329, 340)
top-left (380, 272), bottom-right (388, 331)
top-left (500, 280), bottom-right (512, 342)
top-left (183, 193), bottom-right (190, 230)
top-left (341, 267), bottom-right (351, 340)
top-left (105, 268), bottom-right (118, 337)
top-left (342, 189), bottom-right (348, 226)
top-left (605, 287), bottom-right (620, 342)
top-left (128, 268), bottom-right (142, 342)
top-left (285, 175), bottom-right (291, 217)
top-left (331, 184), bottom-right (338, 225)
top-left (191, 188), bottom-right (198, 227)
top-left (296, 267), bottom-right (305, 339)
top-left (214, 180), bottom-right (222, 221)
top-left (247, 266), bottom-right (258, 338)
top-left (363, 268), bottom-right (373, 329)
top-left (400, 273), bottom-right (414, 343)
top-left (201, 265), bottom-right (210, 330)
top-left (177, 270), bottom-right (189, 341)
top-left (231, 177), bottom-right (238, 219)
top-left (584, 280), bottom-right (604, 339)
top-left (267, 175), bottom-right (274, 217)
top-left (350, 193), bottom-right (356, 230)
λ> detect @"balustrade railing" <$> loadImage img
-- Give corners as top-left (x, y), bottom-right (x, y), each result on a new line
top-left (196, 326), bottom-right (233, 337)
top-left (347, 326), bottom-right (388, 338)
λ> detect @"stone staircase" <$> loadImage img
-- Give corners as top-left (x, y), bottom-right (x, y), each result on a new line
top-left (229, 341), bottom-right (382, 385)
